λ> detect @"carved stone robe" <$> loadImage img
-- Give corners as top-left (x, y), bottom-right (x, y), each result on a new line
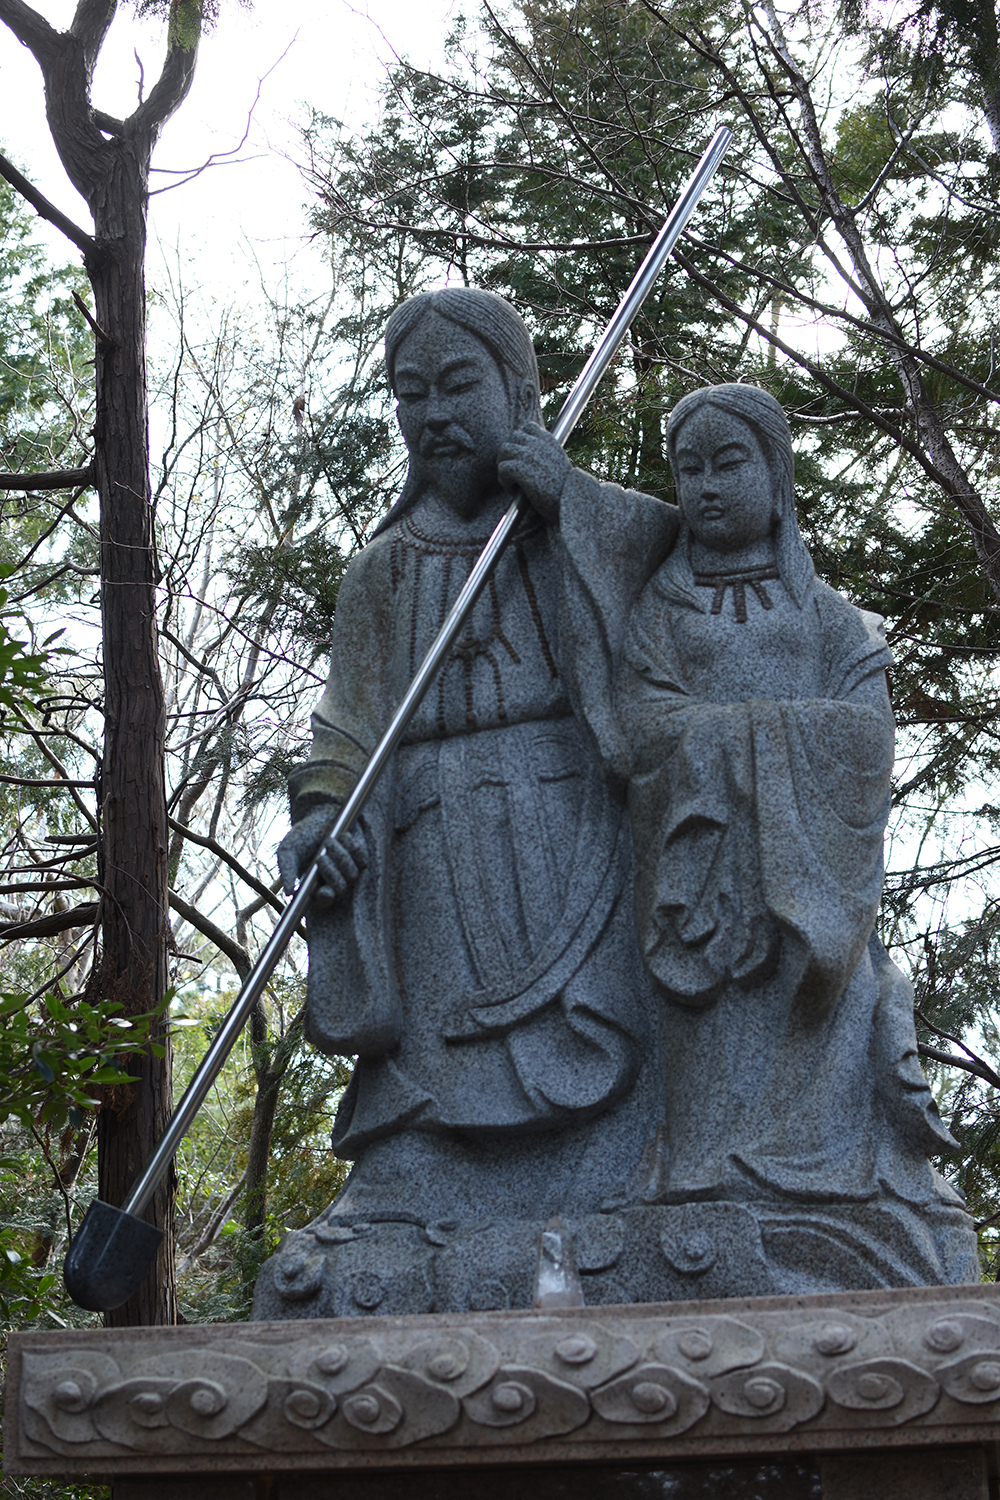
top-left (554, 481), bottom-right (977, 1287)
top-left (289, 494), bottom-right (668, 1223)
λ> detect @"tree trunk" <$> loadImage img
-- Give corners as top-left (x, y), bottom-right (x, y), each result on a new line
top-left (0, 0), bottom-right (202, 1328)
top-left (90, 141), bottom-right (174, 1328)
top-left (243, 1006), bottom-right (304, 1246)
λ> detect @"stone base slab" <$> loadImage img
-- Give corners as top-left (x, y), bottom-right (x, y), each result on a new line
top-left (6, 1283), bottom-right (1000, 1479)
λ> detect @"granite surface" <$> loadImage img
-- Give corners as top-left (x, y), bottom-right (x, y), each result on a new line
top-left (258, 296), bottom-right (978, 1319)
top-left (8, 1285), bottom-right (1000, 1476)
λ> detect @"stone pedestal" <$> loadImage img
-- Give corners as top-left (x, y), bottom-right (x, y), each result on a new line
top-left (6, 1285), bottom-right (1000, 1498)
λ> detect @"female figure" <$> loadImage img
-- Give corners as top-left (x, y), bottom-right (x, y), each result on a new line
top-left (503, 384), bottom-right (977, 1290)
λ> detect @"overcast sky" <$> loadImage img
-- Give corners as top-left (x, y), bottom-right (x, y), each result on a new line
top-left (0, 0), bottom-right (457, 290)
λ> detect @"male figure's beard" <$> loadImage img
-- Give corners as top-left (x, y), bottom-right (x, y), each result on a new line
top-left (408, 449), bottom-right (502, 520)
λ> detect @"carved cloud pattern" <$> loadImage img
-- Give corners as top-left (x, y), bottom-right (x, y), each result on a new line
top-left (14, 1299), bottom-right (1000, 1464)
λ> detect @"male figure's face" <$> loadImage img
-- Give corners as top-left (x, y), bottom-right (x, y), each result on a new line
top-left (393, 311), bottom-right (519, 518)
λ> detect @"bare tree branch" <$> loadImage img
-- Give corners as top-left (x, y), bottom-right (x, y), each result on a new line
top-left (129, 30), bottom-right (200, 141)
top-left (168, 887), bottom-right (251, 981)
top-left (167, 816), bottom-right (286, 918)
top-left (175, 1169), bottom-right (247, 1275)
top-left (0, 151), bottom-right (95, 255)
top-left (71, 290), bottom-right (116, 348)
top-left (0, 0), bottom-right (59, 61)
top-left (0, 903), bottom-right (99, 941)
top-left (0, 775), bottom-right (95, 789)
top-left (918, 1042), bottom-right (1000, 1090)
top-left (70, 0), bottom-right (117, 75)
top-left (0, 466), bottom-right (95, 492)
top-left (92, 108), bottom-right (125, 136)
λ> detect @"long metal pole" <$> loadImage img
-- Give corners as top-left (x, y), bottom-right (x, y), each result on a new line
top-left (122, 124), bottom-right (732, 1221)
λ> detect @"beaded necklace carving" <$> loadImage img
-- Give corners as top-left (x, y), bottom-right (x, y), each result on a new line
top-left (693, 562), bottom-right (779, 623)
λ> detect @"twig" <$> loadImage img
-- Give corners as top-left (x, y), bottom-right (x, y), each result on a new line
top-left (168, 888), bottom-right (251, 981)
top-left (28, 1124), bottom-right (74, 1247)
top-left (915, 1008), bottom-right (1000, 1086)
top-left (917, 1042), bottom-right (1000, 1090)
top-left (175, 1171), bottom-right (247, 1275)
top-left (71, 290), bottom-right (116, 349)
top-left (167, 818), bottom-right (287, 919)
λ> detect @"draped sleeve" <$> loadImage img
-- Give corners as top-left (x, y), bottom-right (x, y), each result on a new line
top-left (619, 573), bottom-right (894, 1020)
top-left (554, 469), bottom-right (679, 781)
top-left (287, 537), bottom-right (403, 1059)
top-left (288, 537), bottom-right (395, 820)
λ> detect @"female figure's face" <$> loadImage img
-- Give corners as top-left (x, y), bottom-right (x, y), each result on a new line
top-left (673, 406), bottom-right (776, 556)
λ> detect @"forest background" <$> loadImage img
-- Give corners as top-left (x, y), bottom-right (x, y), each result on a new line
top-left (0, 0), bottom-right (999, 1481)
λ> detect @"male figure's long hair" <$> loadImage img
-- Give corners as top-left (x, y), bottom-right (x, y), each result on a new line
top-left (373, 289), bottom-right (543, 538)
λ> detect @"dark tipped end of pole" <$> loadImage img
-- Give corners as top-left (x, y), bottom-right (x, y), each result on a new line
top-left (63, 1199), bottom-right (164, 1312)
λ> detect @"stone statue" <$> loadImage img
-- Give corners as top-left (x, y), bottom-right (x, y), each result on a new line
top-left (253, 289), bottom-right (666, 1319)
top-left (252, 301), bottom-right (978, 1322)
top-left (502, 382), bottom-right (979, 1293)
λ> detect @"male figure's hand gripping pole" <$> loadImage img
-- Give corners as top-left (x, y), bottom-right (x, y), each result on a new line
top-left (63, 125), bottom-right (733, 1314)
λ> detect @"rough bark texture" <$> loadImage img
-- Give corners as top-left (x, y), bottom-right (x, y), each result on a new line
top-left (0, 0), bottom-right (200, 1327)
top-left (88, 133), bottom-right (173, 1330)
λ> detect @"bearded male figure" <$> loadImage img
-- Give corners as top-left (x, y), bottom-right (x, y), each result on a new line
top-left (252, 289), bottom-right (671, 1319)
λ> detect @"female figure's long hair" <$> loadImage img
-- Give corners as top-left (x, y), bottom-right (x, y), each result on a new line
top-left (666, 383), bottom-right (813, 606)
